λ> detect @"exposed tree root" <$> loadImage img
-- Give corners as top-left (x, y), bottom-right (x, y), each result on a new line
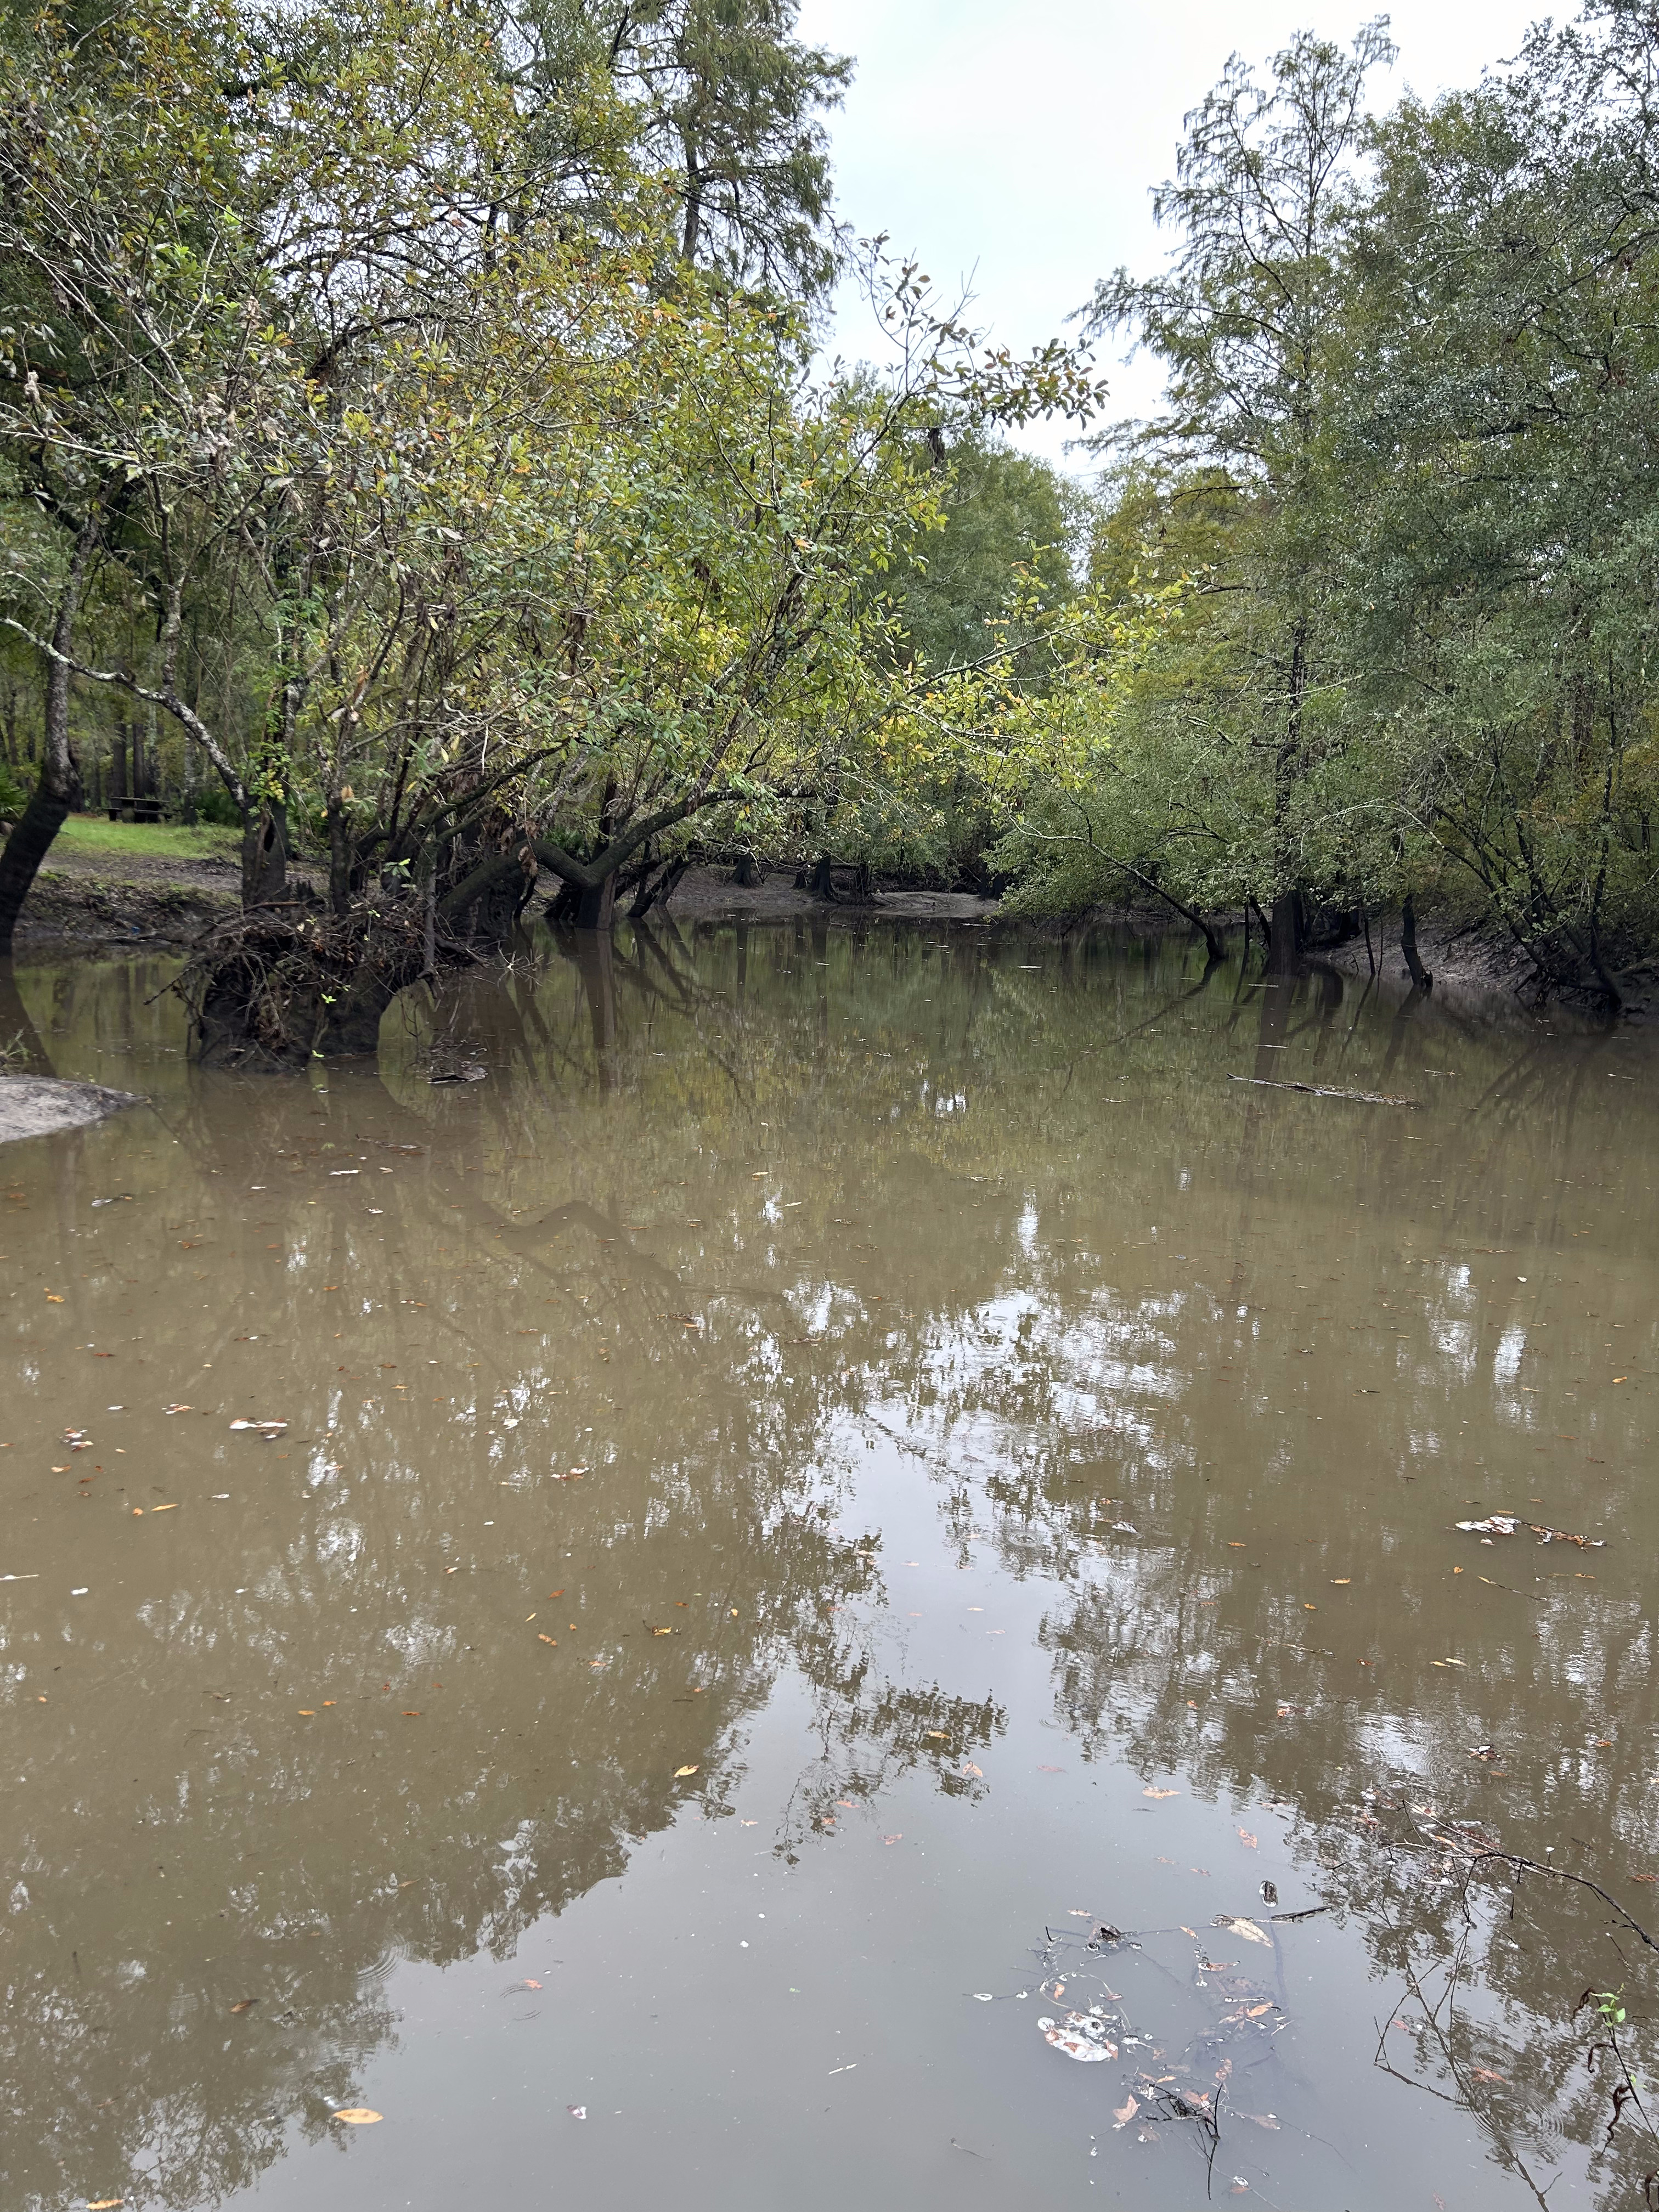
top-left (177, 895), bottom-right (467, 1066)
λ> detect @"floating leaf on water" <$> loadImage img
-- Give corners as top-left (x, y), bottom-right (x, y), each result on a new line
top-left (1213, 1915), bottom-right (1272, 1946)
top-left (1113, 2095), bottom-right (1139, 2129)
top-left (1237, 1827), bottom-right (1259, 1849)
top-left (1039, 2012), bottom-right (1117, 2063)
top-left (229, 1998), bottom-right (258, 2013)
top-left (674, 1764), bottom-right (699, 1777)
top-left (332, 2108), bottom-right (381, 2125)
top-left (1144, 1786), bottom-right (1179, 1800)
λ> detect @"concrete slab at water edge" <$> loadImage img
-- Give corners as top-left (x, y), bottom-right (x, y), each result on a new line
top-left (0, 1074), bottom-right (144, 1143)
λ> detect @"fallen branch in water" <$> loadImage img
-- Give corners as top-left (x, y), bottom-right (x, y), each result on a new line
top-left (1229, 1076), bottom-right (1421, 1107)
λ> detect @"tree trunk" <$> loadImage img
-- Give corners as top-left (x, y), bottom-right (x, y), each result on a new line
top-left (240, 673), bottom-right (297, 909)
top-left (0, 959), bottom-right (52, 1074)
top-left (1400, 893), bottom-right (1433, 990)
top-left (809, 853), bottom-right (837, 900)
top-left (574, 871), bottom-right (616, 931)
top-left (1263, 619), bottom-right (1310, 978)
top-left (326, 794), bottom-right (351, 917)
top-left (0, 506), bottom-right (98, 956)
top-left (111, 724), bottom-right (128, 811)
top-left (1265, 890), bottom-right (1302, 975)
top-left (241, 797), bottom-right (290, 909)
top-left (575, 930), bottom-right (618, 1090)
top-left (630, 856), bottom-right (687, 919)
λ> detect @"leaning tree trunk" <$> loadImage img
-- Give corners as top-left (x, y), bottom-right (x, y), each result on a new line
top-left (0, 508), bottom-right (99, 956)
top-left (0, 960), bottom-right (53, 1074)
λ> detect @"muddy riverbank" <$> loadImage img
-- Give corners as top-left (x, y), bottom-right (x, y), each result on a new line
top-left (15, 832), bottom-right (1651, 1026)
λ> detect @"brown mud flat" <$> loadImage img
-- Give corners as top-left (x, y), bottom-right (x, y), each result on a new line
top-left (13, 854), bottom-right (995, 948)
top-left (1053, 896), bottom-right (1658, 1019)
top-left (1325, 913), bottom-right (1658, 1019)
top-left (14, 861), bottom-right (239, 946)
top-left (660, 864), bottom-right (998, 926)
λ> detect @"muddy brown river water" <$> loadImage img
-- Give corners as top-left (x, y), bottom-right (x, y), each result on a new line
top-left (3, 920), bottom-right (1656, 2211)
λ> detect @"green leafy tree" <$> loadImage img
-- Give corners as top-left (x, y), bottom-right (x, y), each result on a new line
top-left (1340, 0), bottom-right (1659, 1003)
top-left (1077, 20), bottom-right (1395, 968)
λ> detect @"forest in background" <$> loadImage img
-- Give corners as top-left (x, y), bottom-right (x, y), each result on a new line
top-left (1, 0), bottom-right (1658, 1049)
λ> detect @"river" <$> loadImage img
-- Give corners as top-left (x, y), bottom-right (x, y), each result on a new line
top-left (2, 919), bottom-right (1654, 2210)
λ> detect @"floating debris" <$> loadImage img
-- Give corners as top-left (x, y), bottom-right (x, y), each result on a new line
top-left (1213, 1914), bottom-right (1273, 1948)
top-left (1229, 1076), bottom-right (1419, 1106)
top-left (1040, 2010), bottom-right (1119, 2062)
top-left (1454, 1514), bottom-right (1604, 1548)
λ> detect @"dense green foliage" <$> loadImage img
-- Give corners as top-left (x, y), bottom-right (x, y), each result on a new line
top-left (995, 3), bottom-right (1659, 1005)
top-left (7, 0), bottom-right (1659, 1018)
top-left (0, 0), bottom-right (1095, 991)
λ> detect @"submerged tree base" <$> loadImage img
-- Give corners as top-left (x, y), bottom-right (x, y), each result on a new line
top-left (180, 900), bottom-right (445, 1066)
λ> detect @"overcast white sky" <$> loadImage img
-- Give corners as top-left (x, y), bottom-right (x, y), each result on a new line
top-left (795, 0), bottom-right (1548, 469)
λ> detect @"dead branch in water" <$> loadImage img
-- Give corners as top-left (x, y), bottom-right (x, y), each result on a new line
top-left (1229, 1076), bottom-right (1421, 1106)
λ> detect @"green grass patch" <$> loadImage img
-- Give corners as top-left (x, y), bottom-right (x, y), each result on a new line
top-left (58, 814), bottom-right (240, 862)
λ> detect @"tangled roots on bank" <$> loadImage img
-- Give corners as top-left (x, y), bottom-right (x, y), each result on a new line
top-left (178, 899), bottom-right (450, 1068)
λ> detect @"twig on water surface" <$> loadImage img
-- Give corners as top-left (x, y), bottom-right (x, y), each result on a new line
top-left (1229, 1076), bottom-right (1421, 1107)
